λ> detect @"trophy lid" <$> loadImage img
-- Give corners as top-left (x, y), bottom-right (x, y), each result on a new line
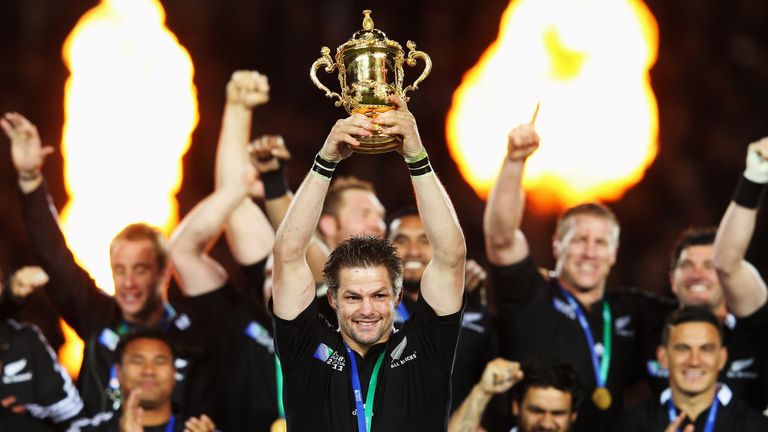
top-left (340, 10), bottom-right (402, 52)
top-left (351, 10), bottom-right (387, 41)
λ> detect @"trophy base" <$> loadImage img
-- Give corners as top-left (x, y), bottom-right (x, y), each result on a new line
top-left (353, 133), bottom-right (402, 154)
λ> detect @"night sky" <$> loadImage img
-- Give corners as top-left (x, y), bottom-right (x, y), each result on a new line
top-left (2, 0), bottom-right (768, 303)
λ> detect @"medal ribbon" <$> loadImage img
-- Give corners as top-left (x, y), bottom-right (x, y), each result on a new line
top-left (275, 355), bottom-right (285, 418)
top-left (165, 415), bottom-right (175, 432)
top-left (666, 394), bottom-right (719, 432)
top-left (108, 304), bottom-right (179, 408)
top-left (344, 344), bottom-right (385, 432)
top-left (556, 285), bottom-right (612, 389)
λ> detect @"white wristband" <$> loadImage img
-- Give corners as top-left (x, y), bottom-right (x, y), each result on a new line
top-left (744, 147), bottom-right (768, 184)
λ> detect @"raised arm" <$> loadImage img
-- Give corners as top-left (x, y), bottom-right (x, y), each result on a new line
top-left (214, 71), bottom-right (274, 266)
top-left (272, 114), bottom-right (372, 320)
top-left (169, 166), bottom-right (268, 297)
top-left (6, 266), bottom-right (50, 303)
top-left (376, 96), bottom-right (466, 315)
top-left (3, 112), bottom-right (114, 336)
top-left (483, 120), bottom-right (540, 266)
top-left (448, 358), bottom-right (522, 432)
top-left (1, 112), bottom-right (52, 194)
top-left (250, 135), bottom-right (329, 285)
top-left (713, 137), bottom-right (768, 316)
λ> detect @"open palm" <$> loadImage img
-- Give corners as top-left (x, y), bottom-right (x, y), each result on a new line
top-left (1, 112), bottom-right (54, 175)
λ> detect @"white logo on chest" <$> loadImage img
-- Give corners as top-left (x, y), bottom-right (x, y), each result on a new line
top-left (2, 358), bottom-right (33, 384)
top-left (390, 336), bottom-right (417, 368)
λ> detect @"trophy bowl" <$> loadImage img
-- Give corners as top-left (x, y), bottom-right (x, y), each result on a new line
top-left (310, 10), bottom-right (432, 154)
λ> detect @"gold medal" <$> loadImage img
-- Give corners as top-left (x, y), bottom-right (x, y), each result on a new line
top-left (271, 418), bottom-right (287, 432)
top-left (592, 387), bottom-right (612, 410)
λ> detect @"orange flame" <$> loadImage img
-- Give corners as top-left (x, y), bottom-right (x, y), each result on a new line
top-left (57, 0), bottom-right (198, 377)
top-left (447, 0), bottom-right (659, 212)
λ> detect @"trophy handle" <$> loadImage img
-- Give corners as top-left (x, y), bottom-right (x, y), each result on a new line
top-left (310, 47), bottom-right (343, 107)
top-left (402, 41), bottom-right (432, 100)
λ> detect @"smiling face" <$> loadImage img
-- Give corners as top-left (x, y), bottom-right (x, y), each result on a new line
top-left (670, 244), bottom-right (724, 311)
top-left (659, 321), bottom-right (727, 398)
top-left (553, 214), bottom-right (617, 294)
top-left (111, 238), bottom-right (165, 324)
top-left (118, 337), bottom-right (175, 410)
top-left (329, 266), bottom-right (398, 353)
top-left (388, 214), bottom-right (431, 284)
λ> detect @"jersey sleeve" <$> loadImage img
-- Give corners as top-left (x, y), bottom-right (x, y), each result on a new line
top-left (20, 323), bottom-right (84, 425)
top-left (19, 184), bottom-right (116, 338)
top-left (406, 293), bottom-right (465, 373)
top-left (490, 255), bottom-right (545, 306)
top-left (239, 258), bottom-right (268, 307)
top-left (271, 297), bottom-right (325, 375)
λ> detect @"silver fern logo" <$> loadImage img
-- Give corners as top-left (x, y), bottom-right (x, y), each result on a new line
top-left (390, 336), bottom-right (408, 361)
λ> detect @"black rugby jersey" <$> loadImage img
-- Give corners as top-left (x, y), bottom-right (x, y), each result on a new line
top-left (491, 256), bottom-right (674, 432)
top-left (185, 259), bottom-right (279, 431)
top-left (19, 184), bottom-right (204, 417)
top-left (394, 293), bottom-right (497, 414)
top-left (615, 385), bottom-right (768, 431)
top-left (643, 302), bottom-right (768, 412)
top-left (274, 293), bottom-right (464, 431)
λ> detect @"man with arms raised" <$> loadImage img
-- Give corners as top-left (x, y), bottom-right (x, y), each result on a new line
top-left (484, 119), bottom-right (669, 431)
top-left (617, 307), bottom-right (768, 431)
top-left (711, 136), bottom-right (768, 412)
top-left (642, 226), bottom-right (768, 411)
top-left (1, 113), bottom-right (200, 417)
top-left (272, 96), bottom-right (466, 431)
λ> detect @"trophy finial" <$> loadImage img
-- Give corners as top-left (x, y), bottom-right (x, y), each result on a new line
top-left (362, 10), bottom-right (374, 31)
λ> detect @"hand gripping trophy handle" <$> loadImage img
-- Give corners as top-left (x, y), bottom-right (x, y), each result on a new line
top-left (310, 47), bottom-right (343, 107)
top-left (402, 40), bottom-right (432, 101)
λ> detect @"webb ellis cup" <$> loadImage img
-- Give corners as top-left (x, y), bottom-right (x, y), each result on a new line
top-left (310, 10), bottom-right (432, 153)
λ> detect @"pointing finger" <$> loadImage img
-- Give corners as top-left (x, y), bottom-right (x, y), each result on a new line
top-left (530, 101), bottom-right (540, 126)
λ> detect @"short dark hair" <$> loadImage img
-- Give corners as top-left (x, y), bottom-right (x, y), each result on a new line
top-left (555, 203), bottom-right (620, 246)
top-left (116, 327), bottom-right (176, 365)
top-left (110, 223), bottom-right (168, 272)
top-left (512, 359), bottom-right (584, 412)
top-left (385, 205), bottom-right (419, 237)
top-left (323, 236), bottom-right (403, 298)
top-left (321, 176), bottom-right (377, 218)
top-left (669, 227), bottom-right (717, 271)
top-left (661, 306), bottom-right (723, 347)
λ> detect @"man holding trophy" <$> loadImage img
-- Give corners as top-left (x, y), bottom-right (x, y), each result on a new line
top-left (271, 11), bottom-right (466, 431)
top-left (274, 63), bottom-right (466, 430)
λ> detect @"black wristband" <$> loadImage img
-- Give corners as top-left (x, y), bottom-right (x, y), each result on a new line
top-left (407, 154), bottom-right (433, 177)
top-left (733, 176), bottom-right (767, 209)
top-left (262, 160), bottom-right (289, 200)
top-left (311, 154), bottom-right (338, 180)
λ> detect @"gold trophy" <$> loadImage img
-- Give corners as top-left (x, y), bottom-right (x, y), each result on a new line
top-left (310, 10), bottom-right (432, 153)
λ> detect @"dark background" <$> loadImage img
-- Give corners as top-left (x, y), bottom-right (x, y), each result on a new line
top-left (1, 0), bottom-right (768, 301)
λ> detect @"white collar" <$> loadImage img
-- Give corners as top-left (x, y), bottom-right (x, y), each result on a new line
top-left (660, 383), bottom-right (733, 407)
